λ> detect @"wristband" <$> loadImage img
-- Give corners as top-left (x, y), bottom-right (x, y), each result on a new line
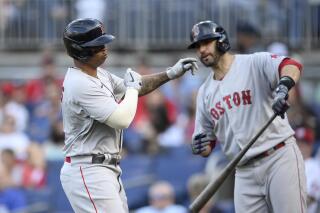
top-left (278, 76), bottom-right (295, 90)
top-left (166, 67), bottom-right (175, 79)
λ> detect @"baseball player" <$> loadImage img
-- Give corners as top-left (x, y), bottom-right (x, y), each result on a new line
top-left (59, 18), bottom-right (198, 213)
top-left (189, 21), bottom-right (306, 213)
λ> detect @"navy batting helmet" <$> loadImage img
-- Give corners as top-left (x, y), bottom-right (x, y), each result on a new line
top-left (63, 18), bottom-right (115, 61)
top-left (188, 20), bottom-right (230, 53)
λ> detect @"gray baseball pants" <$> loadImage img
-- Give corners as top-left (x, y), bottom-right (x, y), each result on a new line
top-left (60, 161), bottom-right (128, 213)
top-left (235, 138), bottom-right (307, 213)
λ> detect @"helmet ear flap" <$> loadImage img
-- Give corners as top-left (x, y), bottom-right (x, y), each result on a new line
top-left (71, 43), bottom-right (83, 51)
top-left (218, 34), bottom-right (226, 43)
top-left (217, 34), bottom-right (230, 53)
top-left (64, 36), bottom-right (95, 62)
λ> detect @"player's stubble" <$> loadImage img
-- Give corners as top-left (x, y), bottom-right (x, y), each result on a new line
top-left (200, 45), bottom-right (223, 69)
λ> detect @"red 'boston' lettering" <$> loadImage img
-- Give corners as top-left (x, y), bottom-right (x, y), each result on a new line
top-left (210, 108), bottom-right (219, 120)
top-left (233, 92), bottom-right (241, 106)
top-left (209, 89), bottom-right (252, 123)
top-left (242, 90), bottom-right (252, 105)
top-left (223, 95), bottom-right (232, 109)
top-left (215, 101), bottom-right (225, 115)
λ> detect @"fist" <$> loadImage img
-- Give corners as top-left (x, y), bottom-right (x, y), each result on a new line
top-left (124, 68), bottom-right (142, 91)
top-left (191, 132), bottom-right (216, 157)
top-left (272, 84), bottom-right (289, 119)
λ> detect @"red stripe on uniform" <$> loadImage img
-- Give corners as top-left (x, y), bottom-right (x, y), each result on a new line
top-left (292, 147), bottom-right (305, 213)
top-left (80, 166), bottom-right (98, 213)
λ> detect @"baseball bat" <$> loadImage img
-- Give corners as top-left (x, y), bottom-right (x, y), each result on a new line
top-left (189, 113), bottom-right (277, 213)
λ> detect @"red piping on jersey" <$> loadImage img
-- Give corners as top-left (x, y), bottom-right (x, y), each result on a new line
top-left (278, 58), bottom-right (303, 76)
top-left (293, 147), bottom-right (305, 213)
top-left (80, 166), bottom-right (98, 213)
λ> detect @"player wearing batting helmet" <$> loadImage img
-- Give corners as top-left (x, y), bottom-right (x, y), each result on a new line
top-left (60, 18), bottom-right (198, 213)
top-left (189, 20), bottom-right (306, 213)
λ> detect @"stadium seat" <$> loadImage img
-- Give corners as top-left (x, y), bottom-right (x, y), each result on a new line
top-left (153, 145), bottom-right (207, 203)
top-left (24, 188), bottom-right (51, 213)
top-left (121, 154), bottom-right (155, 209)
top-left (46, 160), bottom-right (73, 213)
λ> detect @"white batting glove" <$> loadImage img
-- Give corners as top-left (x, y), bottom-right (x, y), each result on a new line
top-left (124, 68), bottom-right (142, 91)
top-left (166, 58), bottom-right (198, 80)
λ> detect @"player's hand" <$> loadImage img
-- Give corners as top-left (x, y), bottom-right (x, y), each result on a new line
top-left (124, 68), bottom-right (142, 91)
top-left (272, 84), bottom-right (290, 119)
top-left (191, 132), bottom-right (216, 157)
top-left (166, 58), bottom-right (198, 79)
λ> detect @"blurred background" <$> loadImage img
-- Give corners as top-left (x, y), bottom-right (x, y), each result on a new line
top-left (0, 0), bottom-right (320, 212)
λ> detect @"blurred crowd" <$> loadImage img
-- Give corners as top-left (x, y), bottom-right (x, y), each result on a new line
top-left (0, 52), bottom-right (63, 212)
top-left (0, 0), bottom-right (319, 49)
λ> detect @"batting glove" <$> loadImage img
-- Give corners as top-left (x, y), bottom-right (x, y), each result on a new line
top-left (191, 132), bottom-right (216, 155)
top-left (124, 68), bottom-right (142, 91)
top-left (166, 58), bottom-right (198, 79)
top-left (272, 76), bottom-right (295, 119)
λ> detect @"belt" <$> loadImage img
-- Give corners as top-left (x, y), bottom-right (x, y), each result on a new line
top-left (65, 154), bottom-right (121, 166)
top-left (247, 142), bottom-right (286, 164)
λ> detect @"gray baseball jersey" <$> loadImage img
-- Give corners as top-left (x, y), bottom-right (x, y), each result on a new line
top-left (60, 67), bottom-right (130, 213)
top-left (194, 52), bottom-right (294, 165)
top-left (62, 67), bottom-right (126, 157)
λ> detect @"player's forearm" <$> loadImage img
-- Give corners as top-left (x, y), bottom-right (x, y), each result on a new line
top-left (280, 65), bottom-right (301, 84)
top-left (105, 88), bottom-right (138, 129)
top-left (139, 72), bottom-right (170, 96)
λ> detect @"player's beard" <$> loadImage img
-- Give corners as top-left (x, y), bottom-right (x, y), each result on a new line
top-left (200, 47), bottom-right (223, 68)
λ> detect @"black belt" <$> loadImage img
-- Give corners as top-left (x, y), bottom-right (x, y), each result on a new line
top-left (65, 154), bottom-right (121, 165)
top-left (92, 154), bottom-right (120, 165)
